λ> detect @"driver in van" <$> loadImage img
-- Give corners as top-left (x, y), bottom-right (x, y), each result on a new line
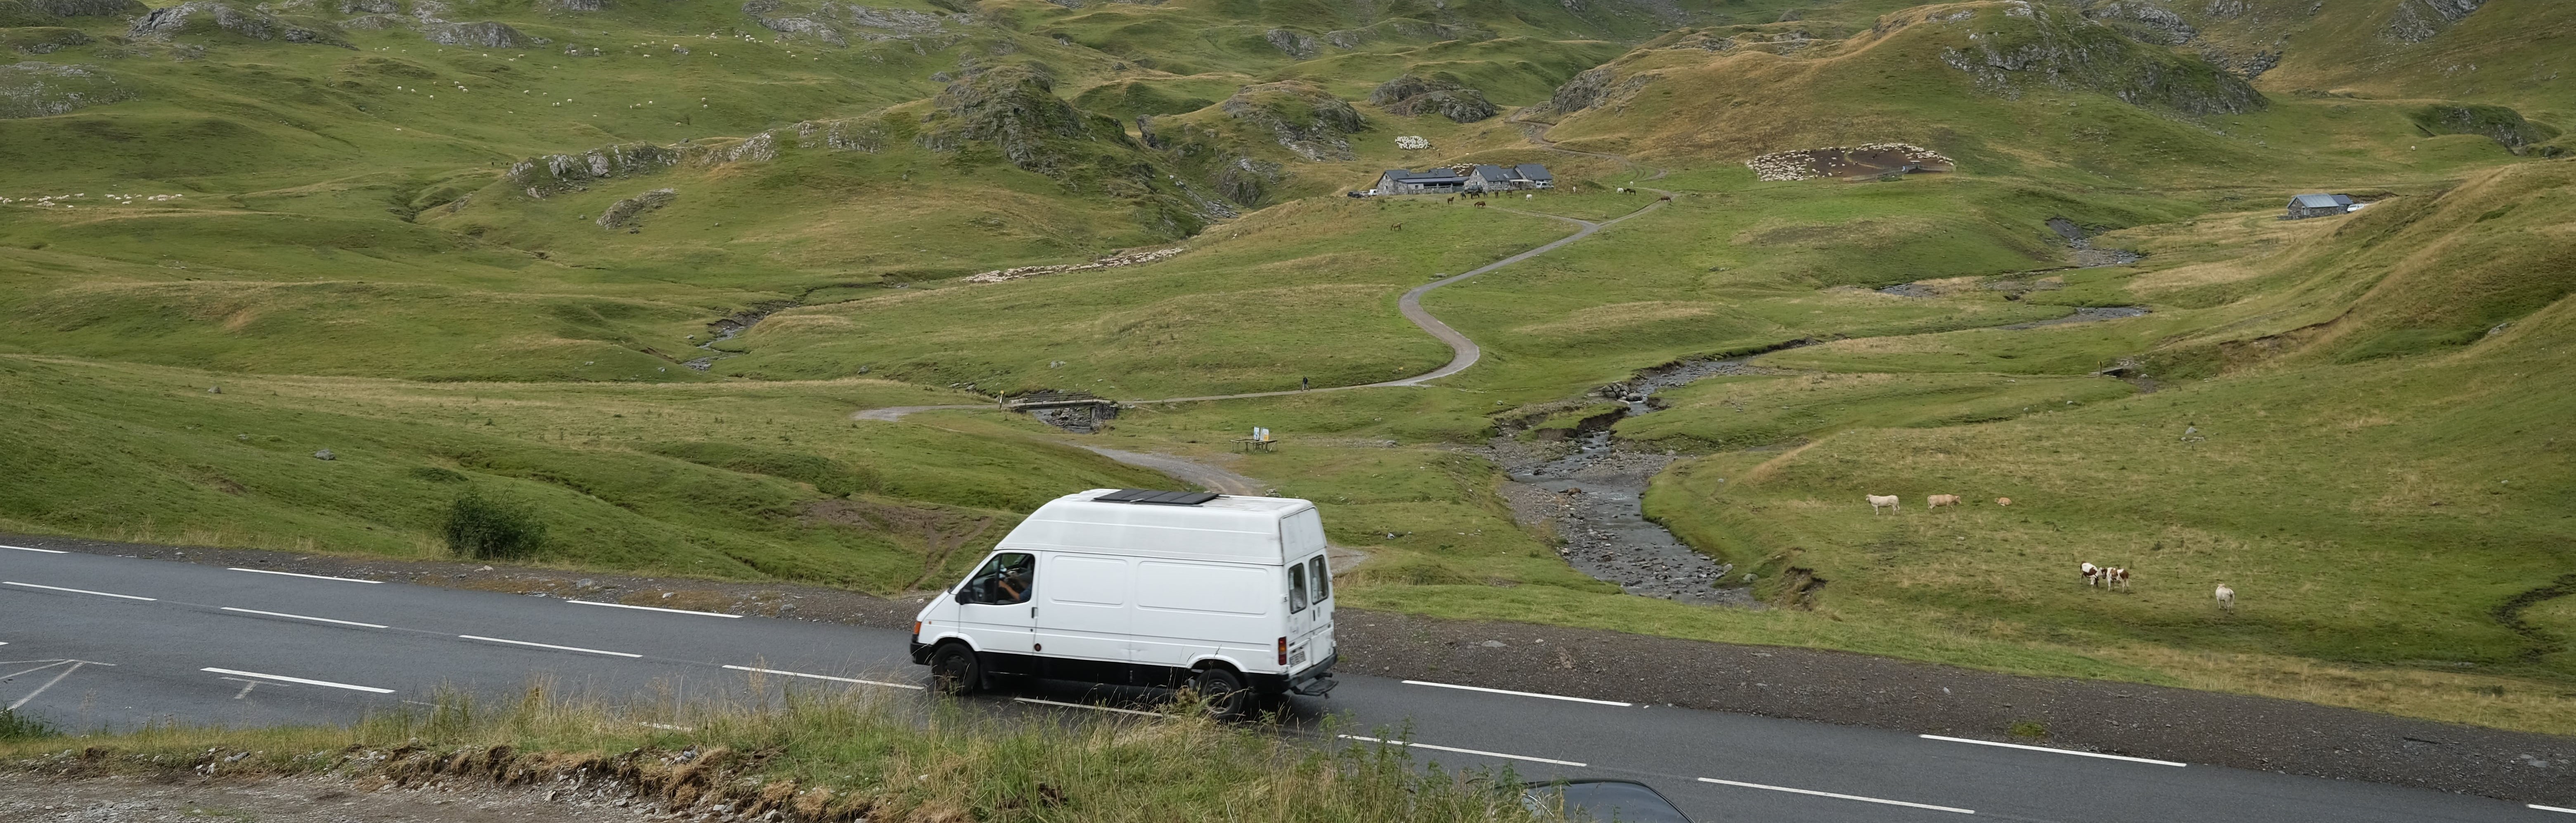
top-left (997, 565), bottom-right (1029, 602)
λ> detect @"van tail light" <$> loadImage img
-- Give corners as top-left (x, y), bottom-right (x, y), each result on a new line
top-left (1278, 637), bottom-right (1289, 665)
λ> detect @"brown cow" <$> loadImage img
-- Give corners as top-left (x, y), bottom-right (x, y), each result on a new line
top-left (1926, 494), bottom-right (1961, 510)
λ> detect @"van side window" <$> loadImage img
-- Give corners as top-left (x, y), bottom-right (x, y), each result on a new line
top-left (960, 552), bottom-right (1035, 605)
top-left (1308, 556), bottom-right (1330, 602)
top-left (1288, 563), bottom-right (1309, 614)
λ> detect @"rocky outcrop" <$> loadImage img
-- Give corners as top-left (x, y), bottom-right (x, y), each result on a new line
top-left (506, 143), bottom-right (689, 198)
top-left (597, 188), bottom-right (676, 229)
top-left (2073, 0), bottom-right (2195, 45)
top-left (1539, 65), bottom-right (1655, 117)
top-left (551, 0), bottom-right (607, 9)
top-left (4, 26), bottom-right (92, 54)
top-left (2384, 0), bottom-right (2484, 43)
top-left (1322, 19), bottom-right (1473, 49)
top-left (1934, 2), bottom-right (2262, 115)
top-left (792, 118), bottom-right (889, 151)
top-left (128, 1), bottom-right (350, 47)
top-left (1368, 73), bottom-right (1498, 123)
top-left (1264, 27), bottom-right (1318, 59)
top-left (335, 0), bottom-right (395, 13)
top-left (744, 0), bottom-right (968, 46)
top-left (919, 66), bottom-right (1095, 173)
top-left (2409, 104), bottom-right (2560, 153)
top-left (4, 0), bottom-right (144, 17)
top-left (1219, 80), bottom-right (1364, 161)
top-left (422, 21), bottom-right (533, 47)
top-left (0, 61), bottom-right (132, 118)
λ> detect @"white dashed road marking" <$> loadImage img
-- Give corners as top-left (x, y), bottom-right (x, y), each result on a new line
top-left (201, 667), bottom-right (394, 694)
top-left (1400, 679), bottom-right (1633, 707)
top-left (571, 600), bottom-right (741, 617)
top-left (227, 567), bottom-right (382, 584)
top-left (1014, 697), bottom-right (1165, 717)
top-left (458, 635), bottom-right (642, 658)
top-left (220, 607), bottom-right (389, 629)
top-left (722, 665), bottom-right (923, 690)
top-left (1919, 734), bottom-right (2187, 767)
top-left (2532, 804), bottom-right (2576, 815)
top-left (1337, 734), bottom-right (1588, 767)
top-left (1697, 777), bottom-right (1975, 815)
top-left (1, 544), bottom-right (67, 553)
top-left (4, 581), bottom-right (155, 601)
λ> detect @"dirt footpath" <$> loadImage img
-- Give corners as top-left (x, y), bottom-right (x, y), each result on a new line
top-left (9, 533), bottom-right (2571, 806)
top-left (0, 773), bottom-right (655, 823)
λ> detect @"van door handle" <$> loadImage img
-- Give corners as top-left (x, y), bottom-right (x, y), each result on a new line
top-left (1030, 606), bottom-right (1037, 618)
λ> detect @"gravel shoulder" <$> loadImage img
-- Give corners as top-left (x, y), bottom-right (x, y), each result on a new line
top-left (9, 532), bottom-right (2570, 806)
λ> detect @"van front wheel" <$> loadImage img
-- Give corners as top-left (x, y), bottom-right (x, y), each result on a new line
top-left (930, 643), bottom-right (981, 696)
top-left (1191, 667), bottom-right (1250, 721)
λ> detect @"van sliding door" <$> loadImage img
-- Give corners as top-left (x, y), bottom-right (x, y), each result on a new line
top-left (1037, 553), bottom-right (1131, 664)
top-left (1132, 560), bottom-right (1273, 672)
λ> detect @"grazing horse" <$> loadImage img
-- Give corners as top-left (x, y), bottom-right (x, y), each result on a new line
top-left (1866, 494), bottom-right (1900, 515)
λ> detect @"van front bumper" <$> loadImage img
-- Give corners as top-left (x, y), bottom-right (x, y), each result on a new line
top-left (908, 639), bottom-right (932, 665)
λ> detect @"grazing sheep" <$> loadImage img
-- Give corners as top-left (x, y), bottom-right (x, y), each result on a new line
top-left (1927, 494), bottom-right (1961, 510)
top-left (2080, 562), bottom-right (2102, 587)
top-left (1995, 497), bottom-right (2012, 506)
top-left (2215, 584), bottom-right (2235, 610)
top-left (1867, 494), bottom-right (1900, 515)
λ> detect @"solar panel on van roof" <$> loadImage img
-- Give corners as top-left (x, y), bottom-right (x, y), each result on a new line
top-left (1095, 489), bottom-right (1221, 506)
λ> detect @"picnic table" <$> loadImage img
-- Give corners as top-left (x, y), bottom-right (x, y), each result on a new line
top-left (1231, 437), bottom-right (1279, 453)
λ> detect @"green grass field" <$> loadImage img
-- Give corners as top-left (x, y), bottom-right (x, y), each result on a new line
top-left (3, 0), bottom-right (2572, 734)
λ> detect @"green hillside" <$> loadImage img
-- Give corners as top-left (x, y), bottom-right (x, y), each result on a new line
top-left (3, 0), bottom-right (2573, 733)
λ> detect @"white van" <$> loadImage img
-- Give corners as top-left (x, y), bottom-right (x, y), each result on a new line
top-left (909, 488), bottom-right (1339, 717)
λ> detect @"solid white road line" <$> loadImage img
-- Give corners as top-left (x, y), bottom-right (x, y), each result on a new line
top-left (227, 567), bottom-right (381, 584)
top-left (571, 599), bottom-right (741, 617)
top-left (1919, 734), bottom-right (2188, 767)
top-left (1, 544), bottom-right (68, 553)
top-left (2532, 804), bottom-right (2576, 814)
top-left (200, 667), bottom-right (394, 694)
top-left (1698, 777), bottom-right (1975, 815)
top-left (1401, 679), bottom-right (1633, 707)
top-left (4, 581), bottom-right (155, 601)
top-left (457, 635), bottom-right (642, 658)
top-left (220, 606), bottom-right (388, 629)
top-left (722, 665), bottom-right (924, 690)
top-left (1337, 734), bottom-right (1588, 768)
top-left (1015, 697), bottom-right (1166, 717)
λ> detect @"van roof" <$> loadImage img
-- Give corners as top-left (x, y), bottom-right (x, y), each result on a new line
top-left (997, 489), bottom-right (1322, 563)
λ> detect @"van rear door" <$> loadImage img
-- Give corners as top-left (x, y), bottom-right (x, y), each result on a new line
top-left (1036, 553), bottom-right (1130, 662)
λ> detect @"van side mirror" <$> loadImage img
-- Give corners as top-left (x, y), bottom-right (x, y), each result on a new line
top-left (953, 589), bottom-right (971, 605)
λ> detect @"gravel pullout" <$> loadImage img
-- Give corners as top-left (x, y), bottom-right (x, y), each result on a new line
top-left (7, 532), bottom-right (2567, 805)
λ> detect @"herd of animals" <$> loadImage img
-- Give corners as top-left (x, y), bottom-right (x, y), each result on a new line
top-left (1864, 494), bottom-right (2240, 611)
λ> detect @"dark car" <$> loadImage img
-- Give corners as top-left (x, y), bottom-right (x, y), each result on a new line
top-left (1522, 779), bottom-right (1693, 823)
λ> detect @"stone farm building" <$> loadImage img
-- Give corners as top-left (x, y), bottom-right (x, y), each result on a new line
top-left (2286, 193), bottom-right (2357, 219)
top-left (1374, 163), bottom-right (1551, 195)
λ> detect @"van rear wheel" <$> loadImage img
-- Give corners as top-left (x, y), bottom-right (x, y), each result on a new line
top-left (929, 643), bottom-right (981, 696)
top-left (1191, 667), bottom-right (1250, 721)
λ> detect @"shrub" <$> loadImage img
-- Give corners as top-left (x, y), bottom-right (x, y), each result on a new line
top-left (0, 707), bottom-right (57, 740)
top-left (443, 490), bottom-right (547, 560)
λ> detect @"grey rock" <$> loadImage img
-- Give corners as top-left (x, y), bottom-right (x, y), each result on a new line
top-left (313, 449), bottom-right (336, 460)
top-left (334, 0), bottom-right (394, 13)
top-left (128, 1), bottom-right (350, 47)
top-left (597, 188), bottom-right (676, 229)
top-left (5, 26), bottom-right (93, 54)
top-left (0, 61), bottom-right (133, 118)
top-left (507, 142), bottom-right (689, 198)
top-left (1219, 80), bottom-right (1364, 161)
top-left (421, 20), bottom-right (531, 47)
top-left (1371, 74), bottom-right (1498, 123)
top-left (2384, 0), bottom-right (2484, 43)
top-left (16, 0), bottom-right (143, 17)
top-left (1263, 27), bottom-right (1317, 59)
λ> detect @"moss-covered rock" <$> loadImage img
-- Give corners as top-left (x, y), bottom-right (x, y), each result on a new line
top-left (128, 1), bottom-right (352, 48)
top-left (2408, 104), bottom-right (2561, 154)
top-left (1218, 80), bottom-right (1364, 161)
top-left (0, 61), bottom-right (132, 118)
top-left (1369, 74), bottom-right (1499, 123)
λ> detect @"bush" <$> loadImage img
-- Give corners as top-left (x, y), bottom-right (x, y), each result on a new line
top-left (443, 490), bottom-right (547, 560)
top-left (0, 707), bottom-right (57, 740)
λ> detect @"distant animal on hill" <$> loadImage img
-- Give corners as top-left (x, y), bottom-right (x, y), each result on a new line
top-left (2081, 562), bottom-right (2102, 587)
top-left (1995, 497), bottom-right (2012, 506)
top-left (1867, 494), bottom-right (1900, 515)
top-left (1927, 494), bottom-right (1961, 510)
top-left (1392, 223), bottom-right (1402, 231)
top-left (1474, 201), bottom-right (1487, 208)
top-left (2105, 567), bottom-right (2130, 590)
top-left (2215, 584), bottom-right (2235, 610)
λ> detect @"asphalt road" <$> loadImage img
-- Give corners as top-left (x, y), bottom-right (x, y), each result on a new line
top-left (4, 543), bottom-right (2562, 822)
